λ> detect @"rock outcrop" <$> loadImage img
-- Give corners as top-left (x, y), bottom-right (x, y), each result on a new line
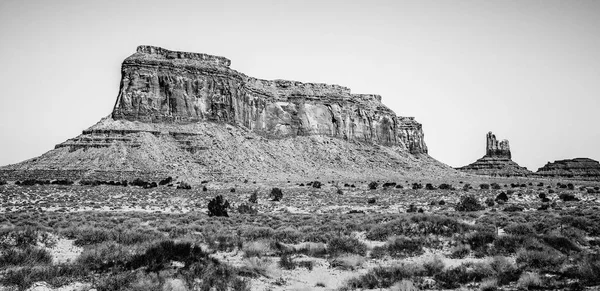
top-left (112, 46), bottom-right (427, 153)
top-left (0, 46), bottom-right (451, 182)
top-left (536, 158), bottom-right (600, 180)
top-left (458, 132), bottom-right (531, 177)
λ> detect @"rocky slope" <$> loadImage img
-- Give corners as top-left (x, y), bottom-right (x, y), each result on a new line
top-left (536, 158), bottom-right (600, 180)
top-left (457, 132), bottom-right (531, 177)
top-left (0, 46), bottom-right (452, 182)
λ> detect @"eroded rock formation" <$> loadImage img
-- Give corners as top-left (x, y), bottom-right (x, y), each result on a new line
top-left (458, 132), bottom-right (531, 177)
top-left (536, 158), bottom-right (600, 180)
top-left (112, 46), bottom-right (427, 153)
top-left (0, 46), bottom-right (447, 182)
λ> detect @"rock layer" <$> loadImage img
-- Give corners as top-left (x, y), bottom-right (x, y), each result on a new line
top-left (536, 158), bottom-right (600, 180)
top-left (0, 46), bottom-right (449, 182)
top-left (112, 46), bottom-right (427, 153)
top-left (458, 132), bottom-right (531, 177)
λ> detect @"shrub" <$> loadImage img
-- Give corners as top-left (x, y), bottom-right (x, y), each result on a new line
top-left (504, 223), bottom-right (535, 236)
top-left (230, 187), bottom-right (236, 192)
top-left (374, 236), bottom-right (424, 258)
top-left (368, 181), bottom-right (378, 190)
top-left (423, 255), bottom-right (445, 276)
top-left (485, 197), bottom-right (495, 207)
top-left (208, 195), bottom-right (230, 217)
top-left (249, 191), bottom-right (258, 203)
top-left (0, 180), bottom-right (6, 186)
top-left (439, 200), bottom-right (446, 205)
top-left (279, 253), bottom-right (296, 270)
top-left (0, 247), bottom-right (52, 267)
top-left (517, 272), bottom-right (542, 289)
top-left (383, 182), bottom-right (397, 188)
top-left (516, 249), bottom-right (566, 271)
top-left (269, 188), bottom-right (283, 201)
top-left (177, 182), bottom-right (191, 190)
top-left (343, 264), bottom-right (422, 289)
top-left (559, 193), bottom-right (579, 202)
top-left (541, 235), bottom-right (580, 254)
top-left (438, 183), bottom-right (454, 190)
top-left (449, 243), bottom-right (471, 259)
top-left (455, 195), bottom-right (484, 212)
top-left (366, 214), bottom-right (472, 240)
top-left (327, 236), bottom-right (367, 256)
top-left (434, 263), bottom-right (493, 289)
top-left (406, 204), bottom-right (418, 213)
top-left (495, 192), bottom-right (508, 202)
top-left (479, 278), bottom-right (498, 291)
top-left (503, 205), bottom-right (524, 212)
top-left (425, 183), bottom-right (436, 190)
top-left (237, 204), bottom-right (257, 215)
top-left (465, 231), bottom-right (496, 254)
top-left (312, 181), bottom-right (322, 188)
top-left (491, 183), bottom-right (502, 190)
top-left (489, 256), bottom-right (521, 285)
top-left (158, 177), bottom-right (173, 186)
top-left (395, 184), bottom-right (404, 189)
top-left (243, 240), bottom-right (272, 257)
top-left (480, 184), bottom-right (490, 190)
top-left (412, 183), bottom-right (422, 190)
top-left (367, 198), bottom-right (376, 204)
top-left (463, 183), bottom-right (471, 191)
top-left (329, 254), bottom-right (365, 270)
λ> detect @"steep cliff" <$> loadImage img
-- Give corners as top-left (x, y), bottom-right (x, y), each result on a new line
top-left (0, 46), bottom-right (448, 182)
top-left (458, 132), bottom-right (531, 177)
top-left (536, 158), bottom-right (600, 180)
top-left (112, 46), bottom-right (427, 153)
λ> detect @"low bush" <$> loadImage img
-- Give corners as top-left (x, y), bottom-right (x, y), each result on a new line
top-left (517, 272), bottom-right (543, 289)
top-left (327, 236), bottom-right (367, 256)
top-left (237, 204), bottom-right (257, 215)
top-left (516, 249), bottom-right (566, 271)
top-left (177, 182), bottom-right (191, 190)
top-left (480, 184), bottom-right (490, 190)
top-left (342, 263), bottom-right (423, 290)
top-left (449, 243), bottom-right (470, 259)
top-left (158, 177), bottom-right (173, 186)
top-left (412, 183), bottom-right (422, 190)
top-left (249, 191), bottom-right (258, 203)
top-left (329, 254), bottom-right (365, 270)
top-left (372, 236), bottom-right (424, 258)
top-left (368, 181), bottom-right (378, 190)
top-left (382, 182), bottom-right (397, 188)
top-left (438, 183), bottom-right (454, 190)
top-left (455, 195), bottom-right (484, 212)
top-left (425, 183), bottom-right (436, 190)
top-left (269, 188), bottom-right (283, 201)
top-left (312, 181), bottom-right (322, 188)
top-left (559, 193), bottom-right (579, 202)
top-left (495, 192), bottom-right (508, 202)
top-left (0, 247), bottom-right (52, 267)
top-left (208, 195), bottom-right (230, 217)
top-left (367, 214), bottom-right (472, 240)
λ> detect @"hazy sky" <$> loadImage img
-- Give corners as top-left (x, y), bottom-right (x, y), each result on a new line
top-left (1, 0), bottom-right (599, 171)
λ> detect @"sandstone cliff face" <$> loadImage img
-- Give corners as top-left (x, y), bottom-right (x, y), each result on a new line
top-left (112, 46), bottom-right (427, 153)
top-left (458, 132), bottom-right (531, 177)
top-left (536, 158), bottom-right (600, 180)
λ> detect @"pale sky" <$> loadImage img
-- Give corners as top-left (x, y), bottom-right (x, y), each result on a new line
top-left (1, 0), bottom-right (599, 171)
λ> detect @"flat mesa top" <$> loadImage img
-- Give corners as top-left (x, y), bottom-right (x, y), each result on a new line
top-left (136, 45), bottom-right (232, 67)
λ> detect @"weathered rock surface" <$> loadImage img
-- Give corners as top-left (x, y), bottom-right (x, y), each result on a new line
top-left (112, 46), bottom-right (427, 153)
top-left (0, 46), bottom-right (452, 182)
top-left (536, 158), bottom-right (600, 180)
top-left (458, 132), bottom-right (531, 177)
